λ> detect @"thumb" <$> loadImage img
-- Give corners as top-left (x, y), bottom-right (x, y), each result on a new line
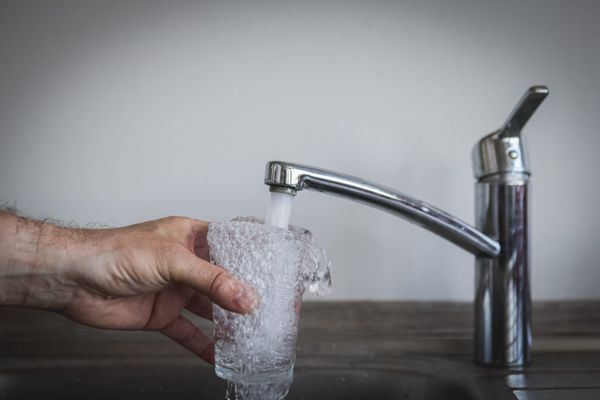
top-left (168, 250), bottom-right (259, 314)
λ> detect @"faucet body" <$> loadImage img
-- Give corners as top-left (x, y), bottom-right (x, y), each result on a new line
top-left (265, 86), bottom-right (548, 368)
top-left (472, 86), bottom-right (547, 366)
top-left (474, 175), bottom-right (530, 366)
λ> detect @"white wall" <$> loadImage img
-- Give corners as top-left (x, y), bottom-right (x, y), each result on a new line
top-left (1, 0), bottom-right (599, 300)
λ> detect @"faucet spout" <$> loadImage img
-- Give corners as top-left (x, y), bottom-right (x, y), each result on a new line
top-left (265, 161), bottom-right (500, 257)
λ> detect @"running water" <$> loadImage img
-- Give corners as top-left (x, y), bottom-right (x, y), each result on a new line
top-left (264, 191), bottom-right (295, 229)
top-left (209, 190), bottom-right (331, 400)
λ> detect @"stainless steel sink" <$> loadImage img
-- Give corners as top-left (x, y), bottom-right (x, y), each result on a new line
top-left (0, 365), bottom-right (483, 400)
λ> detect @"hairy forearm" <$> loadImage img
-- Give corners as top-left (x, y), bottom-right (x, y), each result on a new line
top-left (0, 210), bottom-right (80, 309)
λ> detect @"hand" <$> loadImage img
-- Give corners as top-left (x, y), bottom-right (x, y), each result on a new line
top-left (0, 213), bottom-right (258, 364)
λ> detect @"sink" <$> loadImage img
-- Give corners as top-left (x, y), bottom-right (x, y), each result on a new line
top-left (290, 368), bottom-right (476, 400)
top-left (0, 365), bottom-right (481, 400)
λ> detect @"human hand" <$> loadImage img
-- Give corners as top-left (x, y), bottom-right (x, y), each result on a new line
top-left (0, 213), bottom-right (258, 364)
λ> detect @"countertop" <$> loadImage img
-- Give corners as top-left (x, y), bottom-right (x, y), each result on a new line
top-left (1, 301), bottom-right (600, 399)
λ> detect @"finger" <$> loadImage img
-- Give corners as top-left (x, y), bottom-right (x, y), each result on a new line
top-left (157, 217), bottom-right (209, 256)
top-left (169, 251), bottom-right (259, 315)
top-left (64, 294), bottom-right (156, 331)
top-left (194, 242), bottom-right (210, 261)
top-left (143, 284), bottom-right (191, 331)
top-left (172, 217), bottom-right (210, 258)
top-left (186, 218), bottom-right (211, 260)
top-left (160, 315), bottom-right (214, 364)
top-left (186, 292), bottom-right (213, 320)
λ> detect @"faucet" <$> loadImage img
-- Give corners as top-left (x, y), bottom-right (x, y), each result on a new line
top-left (263, 86), bottom-right (549, 368)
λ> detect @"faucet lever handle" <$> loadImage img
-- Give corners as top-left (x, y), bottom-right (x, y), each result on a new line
top-left (500, 85), bottom-right (549, 138)
top-left (472, 85), bottom-right (549, 180)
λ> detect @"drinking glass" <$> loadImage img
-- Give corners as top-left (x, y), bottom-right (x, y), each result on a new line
top-left (208, 220), bottom-right (304, 384)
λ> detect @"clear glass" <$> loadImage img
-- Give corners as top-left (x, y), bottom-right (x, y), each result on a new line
top-left (208, 220), bottom-right (305, 384)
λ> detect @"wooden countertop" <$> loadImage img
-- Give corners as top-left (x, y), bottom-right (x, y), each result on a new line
top-left (1, 301), bottom-right (600, 399)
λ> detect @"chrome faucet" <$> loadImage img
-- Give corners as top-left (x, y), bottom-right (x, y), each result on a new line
top-left (264, 86), bottom-right (549, 368)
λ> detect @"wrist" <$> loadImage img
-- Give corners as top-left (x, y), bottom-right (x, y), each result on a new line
top-left (0, 213), bottom-right (79, 310)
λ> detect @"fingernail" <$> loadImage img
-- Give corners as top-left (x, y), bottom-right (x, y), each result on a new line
top-left (233, 284), bottom-right (260, 313)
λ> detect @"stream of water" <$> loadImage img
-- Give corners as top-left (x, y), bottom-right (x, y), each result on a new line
top-left (264, 191), bottom-right (295, 229)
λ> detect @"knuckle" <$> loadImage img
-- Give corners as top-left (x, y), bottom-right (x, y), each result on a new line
top-left (209, 269), bottom-right (235, 298)
top-left (166, 216), bottom-right (188, 227)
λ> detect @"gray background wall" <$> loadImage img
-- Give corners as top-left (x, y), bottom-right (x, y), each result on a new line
top-left (1, 0), bottom-right (599, 300)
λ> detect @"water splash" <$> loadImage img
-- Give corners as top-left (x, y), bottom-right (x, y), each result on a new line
top-left (225, 379), bottom-right (292, 400)
top-left (231, 216), bottom-right (332, 295)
